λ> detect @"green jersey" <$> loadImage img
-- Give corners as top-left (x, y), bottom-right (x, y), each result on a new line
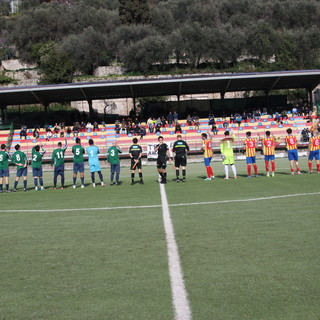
top-left (220, 134), bottom-right (236, 156)
top-left (31, 146), bottom-right (46, 168)
top-left (0, 150), bottom-right (10, 169)
top-left (107, 146), bottom-right (122, 164)
top-left (72, 144), bottom-right (85, 163)
top-left (12, 150), bottom-right (27, 170)
top-left (51, 141), bottom-right (68, 166)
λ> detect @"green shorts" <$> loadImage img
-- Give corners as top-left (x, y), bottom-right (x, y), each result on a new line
top-left (222, 155), bottom-right (234, 165)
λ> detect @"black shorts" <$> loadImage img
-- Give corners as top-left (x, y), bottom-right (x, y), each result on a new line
top-left (131, 158), bottom-right (141, 170)
top-left (157, 158), bottom-right (167, 169)
top-left (175, 155), bottom-right (187, 167)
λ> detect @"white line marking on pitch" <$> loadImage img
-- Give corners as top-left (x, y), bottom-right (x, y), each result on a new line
top-left (159, 183), bottom-right (192, 320)
top-left (0, 191), bottom-right (319, 213)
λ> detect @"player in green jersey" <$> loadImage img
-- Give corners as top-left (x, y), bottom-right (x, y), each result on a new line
top-left (12, 144), bottom-right (28, 191)
top-left (51, 139), bottom-right (68, 189)
top-left (0, 143), bottom-right (11, 193)
top-left (72, 138), bottom-right (85, 188)
top-left (220, 130), bottom-right (237, 180)
top-left (107, 141), bottom-right (122, 185)
top-left (31, 145), bottom-right (46, 191)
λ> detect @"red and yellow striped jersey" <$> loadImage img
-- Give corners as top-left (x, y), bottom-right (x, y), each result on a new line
top-left (244, 138), bottom-right (256, 157)
top-left (262, 137), bottom-right (275, 156)
top-left (309, 135), bottom-right (320, 151)
top-left (203, 139), bottom-right (213, 158)
top-left (285, 135), bottom-right (297, 150)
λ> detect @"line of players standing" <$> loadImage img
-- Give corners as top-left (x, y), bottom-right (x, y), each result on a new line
top-left (1, 127), bottom-right (319, 192)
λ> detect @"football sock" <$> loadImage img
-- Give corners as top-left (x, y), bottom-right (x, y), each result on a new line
top-left (139, 172), bottom-right (143, 181)
top-left (14, 181), bottom-right (18, 189)
top-left (308, 162), bottom-right (312, 172)
top-left (253, 164), bottom-right (258, 175)
top-left (265, 161), bottom-right (269, 172)
top-left (61, 176), bottom-right (65, 187)
top-left (182, 169), bottom-right (186, 178)
top-left (34, 178), bottom-right (38, 186)
top-left (5, 184), bottom-right (8, 191)
top-left (73, 177), bottom-right (76, 185)
top-left (23, 180), bottom-right (27, 189)
top-left (224, 165), bottom-right (229, 178)
top-left (271, 162), bottom-right (275, 172)
top-left (247, 165), bottom-right (251, 176)
top-left (91, 172), bottom-right (95, 183)
top-left (296, 167), bottom-right (300, 172)
top-left (53, 176), bottom-right (57, 187)
top-left (317, 164), bottom-right (320, 172)
top-left (116, 172), bottom-right (119, 182)
top-left (231, 164), bottom-right (237, 177)
top-left (80, 177), bottom-right (84, 185)
top-left (209, 166), bottom-right (214, 177)
top-left (176, 169), bottom-right (179, 178)
top-left (0, 184), bottom-right (2, 191)
top-left (98, 171), bottom-right (103, 182)
top-left (163, 172), bottom-right (167, 182)
top-left (110, 172), bottom-right (115, 182)
top-left (206, 166), bottom-right (211, 178)
top-left (131, 173), bottom-right (135, 181)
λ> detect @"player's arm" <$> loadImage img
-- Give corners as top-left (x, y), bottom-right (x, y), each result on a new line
top-left (51, 151), bottom-right (55, 166)
top-left (117, 146), bottom-right (122, 153)
top-left (40, 146), bottom-right (46, 155)
top-left (62, 139), bottom-right (68, 150)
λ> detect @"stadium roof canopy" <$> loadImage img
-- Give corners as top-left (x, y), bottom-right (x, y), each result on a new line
top-left (1, 70), bottom-right (320, 106)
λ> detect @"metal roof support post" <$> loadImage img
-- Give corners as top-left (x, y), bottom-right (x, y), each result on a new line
top-left (88, 99), bottom-right (94, 120)
top-left (1, 105), bottom-right (8, 122)
top-left (133, 96), bottom-right (136, 117)
top-left (177, 95), bottom-right (180, 113)
top-left (308, 89), bottom-right (313, 107)
top-left (220, 92), bottom-right (225, 113)
top-left (43, 102), bottom-right (49, 123)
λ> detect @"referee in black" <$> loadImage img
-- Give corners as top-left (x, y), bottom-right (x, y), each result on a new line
top-left (155, 136), bottom-right (170, 184)
top-left (172, 134), bottom-right (190, 182)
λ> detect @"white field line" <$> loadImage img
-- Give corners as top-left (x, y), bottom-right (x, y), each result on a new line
top-left (160, 183), bottom-right (192, 320)
top-left (0, 191), bottom-right (319, 213)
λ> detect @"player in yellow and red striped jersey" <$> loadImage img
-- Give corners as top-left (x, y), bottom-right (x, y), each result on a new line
top-left (285, 128), bottom-right (301, 175)
top-left (201, 133), bottom-right (214, 180)
top-left (259, 131), bottom-right (277, 177)
top-left (244, 131), bottom-right (258, 178)
top-left (308, 130), bottom-right (320, 173)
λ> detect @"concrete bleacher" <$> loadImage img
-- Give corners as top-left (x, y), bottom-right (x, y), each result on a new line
top-left (0, 115), bottom-right (313, 160)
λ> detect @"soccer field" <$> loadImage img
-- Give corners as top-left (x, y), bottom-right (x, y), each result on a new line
top-left (1, 158), bottom-right (319, 320)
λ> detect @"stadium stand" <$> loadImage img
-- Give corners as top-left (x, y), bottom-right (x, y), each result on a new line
top-left (0, 114), bottom-right (314, 161)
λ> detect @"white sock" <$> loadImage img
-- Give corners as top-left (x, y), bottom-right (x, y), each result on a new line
top-left (224, 165), bottom-right (229, 178)
top-left (231, 165), bottom-right (237, 177)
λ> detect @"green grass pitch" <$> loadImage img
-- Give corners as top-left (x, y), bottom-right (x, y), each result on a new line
top-left (0, 158), bottom-right (319, 320)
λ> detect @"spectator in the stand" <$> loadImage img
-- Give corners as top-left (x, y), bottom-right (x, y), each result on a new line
top-left (230, 114), bottom-right (235, 123)
top-left (254, 109), bottom-right (261, 120)
top-left (292, 106), bottom-right (298, 116)
top-left (173, 111), bottom-right (179, 124)
top-left (101, 120), bottom-right (106, 128)
top-left (115, 120), bottom-right (120, 134)
top-left (211, 124), bottom-right (218, 135)
top-left (33, 129), bottom-right (39, 139)
top-left (208, 113), bottom-right (215, 125)
top-left (301, 128), bottom-right (310, 142)
top-left (66, 126), bottom-right (72, 135)
top-left (46, 127), bottom-right (52, 141)
top-left (86, 122), bottom-right (92, 132)
top-left (275, 112), bottom-right (281, 124)
top-left (281, 110), bottom-right (287, 121)
top-left (35, 123), bottom-right (40, 130)
top-left (121, 119), bottom-right (127, 134)
top-left (156, 117), bottom-right (162, 127)
top-left (242, 112), bottom-right (248, 123)
top-left (80, 121), bottom-right (86, 132)
top-left (155, 122), bottom-right (162, 134)
top-left (175, 122), bottom-right (182, 134)
top-left (72, 123), bottom-right (79, 137)
top-left (161, 116), bottom-right (167, 127)
top-left (223, 120), bottom-right (229, 129)
top-left (140, 126), bottom-right (146, 139)
top-left (187, 114), bottom-right (192, 126)
top-left (235, 113), bottom-right (242, 127)
top-left (60, 126), bottom-right (65, 137)
top-left (193, 114), bottom-right (200, 130)
top-left (93, 121), bottom-right (99, 131)
top-left (133, 124), bottom-right (140, 136)
top-left (53, 123), bottom-right (60, 134)
top-left (127, 122), bottom-right (133, 135)
top-left (149, 122), bottom-right (155, 134)
top-left (167, 112), bottom-right (173, 125)
top-left (20, 127), bottom-right (27, 140)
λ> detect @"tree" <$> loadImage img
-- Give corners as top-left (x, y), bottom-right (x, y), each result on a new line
top-left (0, 0), bottom-right (10, 16)
top-left (119, 0), bottom-right (151, 25)
top-left (61, 27), bottom-right (107, 75)
top-left (34, 42), bottom-right (75, 84)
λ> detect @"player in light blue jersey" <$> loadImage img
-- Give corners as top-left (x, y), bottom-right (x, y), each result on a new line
top-left (86, 139), bottom-right (105, 187)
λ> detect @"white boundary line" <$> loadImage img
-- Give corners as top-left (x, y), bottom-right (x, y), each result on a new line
top-left (0, 191), bottom-right (319, 213)
top-left (160, 183), bottom-right (192, 320)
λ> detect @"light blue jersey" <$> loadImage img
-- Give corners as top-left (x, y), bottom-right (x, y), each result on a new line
top-left (87, 145), bottom-right (101, 172)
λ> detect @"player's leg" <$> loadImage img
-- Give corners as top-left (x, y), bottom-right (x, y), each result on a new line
top-left (60, 166), bottom-right (65, 189)
top-left (110, 164), bottom-right (115, 185)
top-left (13, 171), bottom-right (20, 191)
top-left (73, 163), bottom-right (77, 188)
top-left (97, 171), bottom-right (105, 186)
top-left (4, 174), bottom-right (10, 192)
top-left (181, 156), bottom-right (187, 182)
top-left (204, 157), bottom-right (213, 180)
top-left (265, 158), bottom-right (270, 176)
top-left (271, 159), bottom-right (276, 177)
top-left (131, 159), bottom-right (135, 184)
top-left (138, 161), bottom-right (143, 184)
top-left (115, 163), bottom-right (120, 184)
top-left (246, 157), bottom-right (252, 178)
top-left (293, 151), bottom-right (300, 174)
top-left (252, 158), bottom-right (258, 177)
top-left (23, 168), bottom-right (27, 191)
top-left (308, 152), bottom-right (314, 173)
top-left (53, 167), bottom-right (58, 189)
